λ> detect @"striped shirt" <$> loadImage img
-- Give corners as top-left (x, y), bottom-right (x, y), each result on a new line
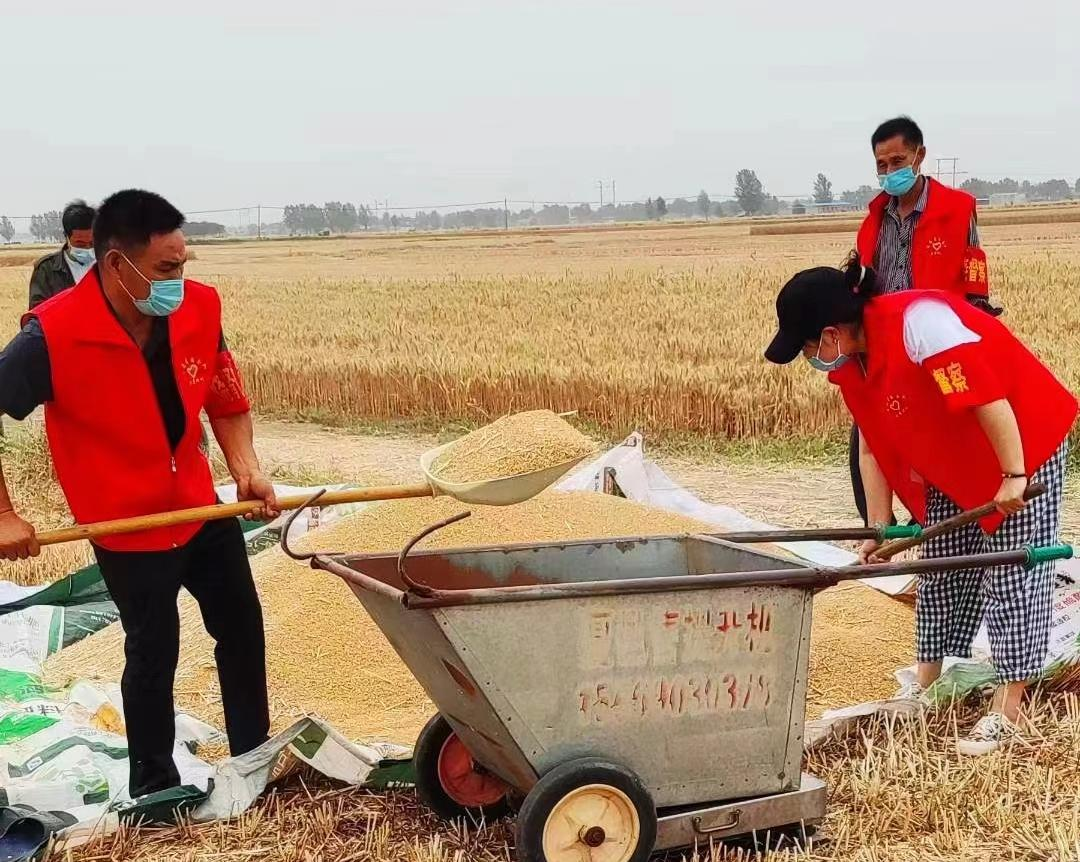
top-left (874, 178), bottom-right (980, 294)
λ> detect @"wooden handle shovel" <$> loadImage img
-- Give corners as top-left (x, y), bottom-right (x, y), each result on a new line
top-left (34, 482), bottom-right (434, 548)
top-left (873, 481), bottom-right (1046, 561)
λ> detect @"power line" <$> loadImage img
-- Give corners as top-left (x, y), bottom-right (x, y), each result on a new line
top-left (5, 172), bottom-right (1079, 227)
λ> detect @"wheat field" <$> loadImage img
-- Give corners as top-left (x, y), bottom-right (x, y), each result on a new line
top-left (2, 221), bottom-right (1079, 444)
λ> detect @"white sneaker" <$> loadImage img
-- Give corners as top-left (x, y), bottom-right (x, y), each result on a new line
top-left (956, 713), bottom-right (1021, 756)
top-left (890, 679), bottom-right (927, 705)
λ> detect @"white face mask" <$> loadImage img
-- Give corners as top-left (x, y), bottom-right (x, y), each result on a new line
top-left (806, 332), bottom-right (850, 373)
top-left (68, 246), bottom-right (95, 266)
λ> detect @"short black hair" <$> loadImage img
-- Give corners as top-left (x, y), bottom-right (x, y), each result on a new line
top-left (93, 189), bottom-right (185, 263)
top-left (871, 116), bottom-right (923, 151)
top-left (61, 200), bottom-right (96, 237)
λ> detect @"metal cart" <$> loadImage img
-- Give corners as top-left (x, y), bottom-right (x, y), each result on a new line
top-left (289, 518), bottom-right (1072, 862)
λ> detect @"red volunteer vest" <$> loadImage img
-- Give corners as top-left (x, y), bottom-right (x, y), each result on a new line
top-left (856, 178), bottom-right (989, 299)
top-left (831, 291), bottom-right (1076, 532)
top-left (29, 272), bottom-right (222, 552)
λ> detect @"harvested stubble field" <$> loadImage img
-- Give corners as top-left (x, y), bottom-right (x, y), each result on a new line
top-left (3, 220), bottom-right (1080, 445)
top-left (63, 694), bottom-right (1080, 862)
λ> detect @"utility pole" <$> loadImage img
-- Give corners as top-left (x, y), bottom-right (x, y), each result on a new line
top-left (598, 180), bottom-right (604, 208)
top-left (504, 197), bottom-right (509, 230)
top-left (611, 180), bottom-right (616, 207)
top-left (935, 157), bottom-right (965, 187)
top-left (257, 204), bottom-right (262, 240)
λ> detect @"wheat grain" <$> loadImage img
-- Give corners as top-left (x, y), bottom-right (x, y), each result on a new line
top-left (428, 410), bottom-right (595, 483)
top-left (44, 490), bottom-right (915, 743)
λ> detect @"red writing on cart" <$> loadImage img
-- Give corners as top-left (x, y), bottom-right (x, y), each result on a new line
top-left (660, 601), bottom-right (775, 652)
top-left (576, 672), bottom-right (771, 723)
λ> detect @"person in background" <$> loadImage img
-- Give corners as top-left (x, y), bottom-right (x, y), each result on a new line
top-left (765, 259), bottom-right (1076, 755)
top-left (849, 116), bottom-right (1001, 526)
top-left (0, 190), bottom-right (276, 796)
top-left (28, 200), bottom-right (97, 309)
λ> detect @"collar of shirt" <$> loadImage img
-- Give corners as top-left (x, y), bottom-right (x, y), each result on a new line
top-left (63, 245), bottom-right (94, 284)
top-left (96, 275), bottom-right (170, 359)
top-left (885, 176), bottom-right (930, 220)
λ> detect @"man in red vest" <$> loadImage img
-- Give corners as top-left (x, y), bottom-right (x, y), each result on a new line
top-left (849, 116), bottom-right (1001, 527)
top-left (0, 190), bottom-right (278, 797)
top-left (765, 261), bottom-right (1075, 755)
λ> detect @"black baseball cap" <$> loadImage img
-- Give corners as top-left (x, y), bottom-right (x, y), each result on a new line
top-left (764, 266), bottom-right (864, 364)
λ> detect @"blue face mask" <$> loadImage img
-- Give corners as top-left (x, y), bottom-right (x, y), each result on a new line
top-left (68, 246), bottom-right (95, 265)
top-left (807, 336), bottom-right (849, 372)
top-left (878, 163), bottom-right (919, 197)
top-left (118, 253), bottom-right (185, 317)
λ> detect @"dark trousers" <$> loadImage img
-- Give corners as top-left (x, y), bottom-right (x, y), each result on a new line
top-left (849, 424), bottom-right (907, 528)
top-left (94, 517), bottom-right (269, 798)
top-left (849, 424), bottom-right (871, 527)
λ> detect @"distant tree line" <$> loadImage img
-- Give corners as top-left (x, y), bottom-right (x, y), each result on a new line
top-left (28, 211), bottom-right (64, 242)
top-left (827, 175), bottom-right (1080, 210)
top-left (184, 221), bottom-right (227, 238)
top-left (13, 171), bottom-right (1076, 244)
top-left (959, 176), bottom-right (1079, 202)
top-left (282, 202), bottom-right (376, 235)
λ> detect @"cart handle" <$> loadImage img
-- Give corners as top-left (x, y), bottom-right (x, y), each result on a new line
top-left (1025, 543), bottom-right (1073, 569)
top-left (881, 524), bottom-right (923, 540)
top-left (367, 542), bottom-right (1074, 610)
top-left (875, 482), bottom-right (1046, 559)
top-left (396, 511), bottom-right (472, 597)
top-left (693, 809), bottom-right (742, 835)
top-left (279, 489), bottom-right (329, 561)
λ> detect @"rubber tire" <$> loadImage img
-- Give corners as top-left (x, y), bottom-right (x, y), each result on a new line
top-left (413, 713), bottom-right (511, 822)
top-left (515, 757), bottom-right (657, 862)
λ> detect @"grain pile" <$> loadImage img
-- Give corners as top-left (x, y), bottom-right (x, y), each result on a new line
top-left (44, 490), bottom-right (915, 742)
top-left (43, 492), bottom-right (712, 743)
top-left (806, 581), bottom-right (914, 719)
top-left (427, 410), bottom-right (595, 483)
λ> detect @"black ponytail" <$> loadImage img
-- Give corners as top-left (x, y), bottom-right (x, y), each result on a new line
top-left (840, 249), bottom-right (879, 302)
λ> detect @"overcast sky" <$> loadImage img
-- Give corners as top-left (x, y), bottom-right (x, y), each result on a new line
top-left (2, 0), bottom-right (1076, 217)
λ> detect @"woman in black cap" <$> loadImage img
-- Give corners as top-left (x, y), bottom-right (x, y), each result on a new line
top-left (765, 257), bottom-right (1075, 755)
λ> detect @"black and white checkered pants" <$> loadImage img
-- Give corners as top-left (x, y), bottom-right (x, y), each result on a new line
top-left (917, 443), bottom-right (1067, 683)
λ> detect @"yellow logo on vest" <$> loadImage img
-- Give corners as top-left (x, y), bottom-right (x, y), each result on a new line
top-left (964, 257), bottom-right (988, 284)
top-left (181, 357), bottom-right (208, 386)
top-left (885, 394), bottom-right (908, 416)
top-left (932, 362), bottom-right (969, 395)
top-left (926, 235), bottom-right (947, 256)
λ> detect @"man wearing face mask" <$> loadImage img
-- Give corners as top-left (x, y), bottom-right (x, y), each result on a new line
top-left (0, 189), bottom-right (276, 798)
top-left (849, 116), bottom-right (1000, 526)
top-left (28, 200), bottom-right (98, 310)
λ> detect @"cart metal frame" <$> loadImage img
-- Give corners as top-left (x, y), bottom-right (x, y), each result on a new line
top-left (303, 529), bottom-right (828, 852)
top-left (283, 496), bottom-right (1071, 860)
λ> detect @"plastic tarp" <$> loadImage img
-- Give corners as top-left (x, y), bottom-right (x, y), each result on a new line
top-left (0, 483), bottom-right (407, 859)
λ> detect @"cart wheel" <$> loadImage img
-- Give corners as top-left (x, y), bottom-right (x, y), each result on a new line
top-left (414, 714), bottom-right (511, 821)
top-left (516, 757), bottom-right (656, 862)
